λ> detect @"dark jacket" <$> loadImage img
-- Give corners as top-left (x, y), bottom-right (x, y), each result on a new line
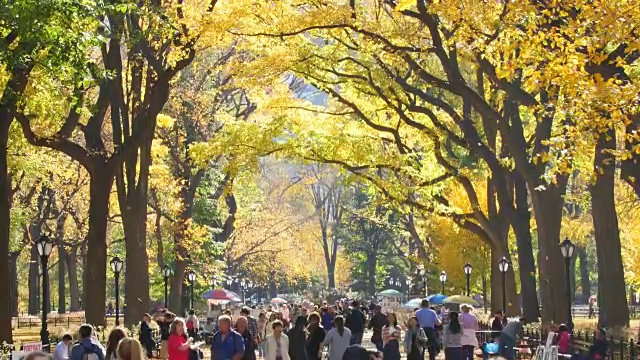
top-left (70, 339), bottom-right (105, 360)
top-left (368, 312), bottom-right (388, 342)
top-left (305, 324), bottom-right (326, 360)
top-left (140, 321), bottom-right (154, 347)
top-left (491, 318), bottom-right (503, 339)
top-left (287, 327), bottom-right (307, 360)
top-left (345, 309), bottom-right (366, 334)
top-left (240, 329), bottom-right (256, 360)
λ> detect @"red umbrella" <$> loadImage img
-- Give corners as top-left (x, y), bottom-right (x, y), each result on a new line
top-left (202, 288), bottom-right (242, 302)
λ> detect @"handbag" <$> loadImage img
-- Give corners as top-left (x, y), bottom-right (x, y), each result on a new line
top-left (417, 329), bottom-right (429, 347)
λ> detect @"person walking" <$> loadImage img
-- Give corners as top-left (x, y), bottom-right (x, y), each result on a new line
top-left (367, 306), bottom-right (388, 352)
top-left (404, 316), bottom-right (427, 360)
top-left (287, 316), bottom-right (308, 360)
top-left (156, 310), bottom-right (176, 360)
top-left (140, 314), bottom-right (155, 358)
top-left (257, 312), bottom-right (268, 358)
top-left (211, 315), bottom-right (245, 360)
top-left (322, 316), bottom-right (351, 360)
top-left (460, 305), bottom-right (478, 360)
top-left (490, 310), bottom-right (504, 341)
top-left (305, 313), bottom-right (325, 360)
top-left (415, 300), bottom-right (440, 360)
top-left (240, 307), bottom-right (259, 343)
top-left (117, 338), bottom-right (145, 360)
top-left (381, 313), bottom-right (401, 360)
top-left (70, 324), bottom-right (106, 360)
top-left (53, 334), bottom-right (73, 360)
top-left (186, 310), bottom-right (199, 340)
top-left (321, 307), bottom-right (334, 332)
top-left (443, 312), bottom-right (464, 360)
top-left (106, 328), bottom-right (128, 360)
top-left (265, 321), bottom-right (290, 360)
top-left (168, 318), bottom-right (193, 360)
top-left (345, 301), bottom-right (366, 345)
top-left (235, 317), bottom-right (256, 360)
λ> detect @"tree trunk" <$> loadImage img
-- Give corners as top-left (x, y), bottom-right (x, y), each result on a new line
top-left (67, 247), bottom-right (80, 311)
top-left (9, 252), bottom-right (20, 316)
top-left (578, 247), bottom-right (591, 304)
top-left (0, 64), bottom-right (32, 343)
top-left (84, 171), bottom-right (114, 325)
top-left (80, 242), bottom-right (87, 310)
top-left (168, 259), bottom-right (188, 314)
top-left (122, 198), bottom-right (150, 325)
top-left (28, 244), bottom-right (40, 315)
top-left (531, 182), bottom-right (569, 324)
top-left (590, 128), bottom-right (629, 328)
top-left (366, 253), bottom-right (377, 296)
top-left (482, 267), bottom-right (488, 314)
top-left (490, 247), bottom-right (519, 315)
top-left (118, 124), bottom-right (154, 326)
top-left (57, 214), bottom-right (67, 314)
top-left (513, 172), bottom-right (540, 321)
top-left (0, 104), bottom-right (12, 342)
top-left (58, 247), bottom-right (67, 314)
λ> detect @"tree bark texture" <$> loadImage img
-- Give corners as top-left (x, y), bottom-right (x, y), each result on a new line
top-left (590, 127), bottom-right (629, 328)
top-left (67, 246), bottom-right (81, 311)
top-left (57, 214), bottom-right (67, 313)
top-left (532, 184), bottom-right (569, 325)
top-left (0, 64), bottom-right (32, 342)
top-left (28, 244), bottom-right (40, 315)
top-left (513, 171), bottom-right (541, 321)
top-left (84, 171), bottom-right (114, 325)
top-left (578, 247), bottom-right (591, 304)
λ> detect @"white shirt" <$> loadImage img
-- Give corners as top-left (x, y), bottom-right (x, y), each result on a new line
top-left (53, 341), bottom-right (70, 360)
top-left (187, 315), bottom-right (199, 330)
top-left (265, 334), bottom-right (290, 360)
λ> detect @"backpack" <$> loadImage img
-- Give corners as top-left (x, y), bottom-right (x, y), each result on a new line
top-left (81, 346), bottom-right (101, 360)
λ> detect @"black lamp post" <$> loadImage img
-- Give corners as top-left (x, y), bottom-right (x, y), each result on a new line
top-left (439, 271), bottom-right (447, 294)
top-left (187, 270), bottom-right (196, 310)
top-left (162, 265), bottom-right (172, 308)
top-left (498, 256), bottom-right (510, 314)
top-left (240, 280), bottom-right (247, 303)
top-left (110, 256), bottom-right (123, 326)
top-left (415, 264), bottom-right (427, 296)
top-left (36, 234), bottom-right (55, 349)
top-left (464, 262), bottom-right (473, 296)
top-left (560, 237), bottom-right (576, 331)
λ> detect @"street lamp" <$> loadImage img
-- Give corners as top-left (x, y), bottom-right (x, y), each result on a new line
top-left (560, 237), bottom-right (576, 331)
top-left (464, 263), bottom-right (472, 296)
top-left (498, 256), bottom-right (510, 314)
top-left (36, 234), bottom-right (55, 349)
top-left (439, 271), bottom-right (447, 294)
top-left (416, 264), bottom-right (427, 296)
top-left (240, 279), bottom-right (247, 303)
top-left (187, 270), bottom-right (196, 310)
top-left (162, 265), bottom-right (172, 308)
top-left (110, 256), bottom-right (124, 326)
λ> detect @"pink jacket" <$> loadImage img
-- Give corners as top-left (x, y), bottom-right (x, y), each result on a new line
top-left (558, 331), bottom-right (570, 353)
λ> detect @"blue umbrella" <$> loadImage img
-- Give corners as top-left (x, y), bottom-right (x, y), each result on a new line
top-left (403, 298), bottom-right (425, 309)
top-left (426, 294), bottom-right (447, 305)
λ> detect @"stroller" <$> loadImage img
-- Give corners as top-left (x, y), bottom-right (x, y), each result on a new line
top-left (481, 320), bottom-right (522, 360)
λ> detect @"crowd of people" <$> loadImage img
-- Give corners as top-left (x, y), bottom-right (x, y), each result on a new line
top-left (37, 296), bottom-right (611, 360)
